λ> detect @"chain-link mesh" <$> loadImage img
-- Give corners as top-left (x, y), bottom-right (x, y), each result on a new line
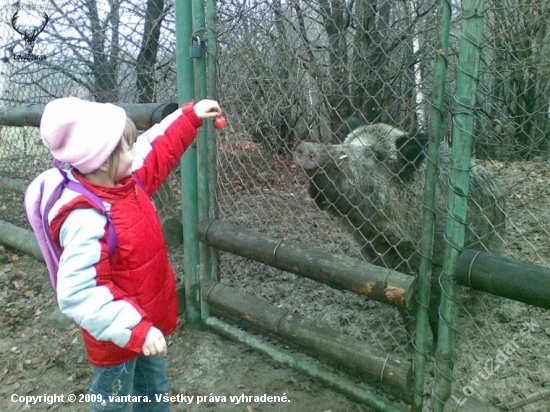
top-left (215, 2), bottom-right (436, 407)
top-left (215, 1), bottom-right (550, 410)
top-left (1, 0), bottom-right (550, 410)
top-left (446, 1), bottom-right (550, 410)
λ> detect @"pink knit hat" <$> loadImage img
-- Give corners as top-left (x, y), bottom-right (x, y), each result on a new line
top-left (40, 97), bottom-right (127, 174)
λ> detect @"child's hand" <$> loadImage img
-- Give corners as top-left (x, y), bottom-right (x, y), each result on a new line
top-left (142, 326), bottom-right (167, 356)
top-left (193, 99), bottom-right (222, 119)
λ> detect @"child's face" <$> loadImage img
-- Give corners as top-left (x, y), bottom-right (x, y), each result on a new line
top-left (114, 137), bottom-right (134, 182)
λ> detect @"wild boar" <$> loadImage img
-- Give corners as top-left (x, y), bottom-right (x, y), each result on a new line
top-left (294, 121), bottom-right (506, 343)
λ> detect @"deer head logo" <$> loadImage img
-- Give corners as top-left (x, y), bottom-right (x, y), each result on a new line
top-left (11, 11), bottom-right (49, 55)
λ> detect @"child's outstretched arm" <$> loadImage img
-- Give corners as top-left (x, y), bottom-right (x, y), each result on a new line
top-left (132, 99), bottom-right (221, 195)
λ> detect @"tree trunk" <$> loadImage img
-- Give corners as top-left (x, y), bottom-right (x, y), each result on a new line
top-left (136, 0), bottom-right (166, 103)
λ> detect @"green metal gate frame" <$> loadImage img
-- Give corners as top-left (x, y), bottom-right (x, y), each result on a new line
top-left (434, 0), bottom-right (486, 410)
top-left (175, 0), bottom-right (486, 410)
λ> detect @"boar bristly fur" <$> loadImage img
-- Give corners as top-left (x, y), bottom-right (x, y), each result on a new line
top-left (294, 122), bottom-right (506, 344)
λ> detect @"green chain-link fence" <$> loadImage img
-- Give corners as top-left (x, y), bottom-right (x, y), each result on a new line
top-left (214, 1), bottom-right (550, 410)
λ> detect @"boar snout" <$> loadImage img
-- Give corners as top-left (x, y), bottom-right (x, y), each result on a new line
top-left (294, 142), bottom-right (321, 171)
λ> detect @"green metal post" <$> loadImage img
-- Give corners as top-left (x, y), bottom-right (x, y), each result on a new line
top-left (175, 0), bottom-right (201, 327)
top-left (198, 0), bottom-right (220, 320)
top-left (205, 0), bottom-right (218, 103)
top-left (433, 0), bottom-right (485, 410)
top-left (411, 1), bottom-right (452, 411)
top-left (191, 0), bottom-right (213, 323)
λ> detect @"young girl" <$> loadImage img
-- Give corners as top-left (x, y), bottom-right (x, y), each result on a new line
top-left (39, 97), bottom-right (221, 411)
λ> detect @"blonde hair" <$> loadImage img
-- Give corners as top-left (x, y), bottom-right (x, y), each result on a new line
top-left (107, 117), bottom-right (138, 180)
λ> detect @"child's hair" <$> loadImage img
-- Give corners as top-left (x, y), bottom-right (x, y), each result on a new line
top-left (107, 117), bottom-right (138, 180)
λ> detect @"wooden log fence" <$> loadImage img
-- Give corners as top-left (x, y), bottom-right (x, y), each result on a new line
top-left (204, 316), bottom-right (407, 412)
top-left (0, 219), bottom-right (43, 261)
top-left (197, 218), bottom-right (417, 309)
top-left (0, 102), bottom-right (179, 131)
top-left (0, 172), bottom-right (28, 193)
top-left (203, 280), bottom-right (413, 393)
top-left (197, 218), bottom-right (418, 401)
top-left (198, 219), bottom-right (550, 314)
top-left (457, 249), bottom-right (550, 309)
top-left (2, 215), bottom-right (548, 317)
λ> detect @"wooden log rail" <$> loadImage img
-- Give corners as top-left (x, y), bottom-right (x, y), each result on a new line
top-left (203, 281), bottom-right (413, 394)
top-left (0, 220), bottom-right (43, 261)
top-left (0, 102), bottom-right (178, 130)
top-left (197, 219), bottom-right (417, 309)
top-left (457, 249), bottom-right (550, 309)
top-left (0, 172), bottom-right (28, 193)
top-left (203, 317), bottom-right (407, 412)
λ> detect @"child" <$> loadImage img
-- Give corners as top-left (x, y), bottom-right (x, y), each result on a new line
top-left (39, 97), bottom-right (222, 411)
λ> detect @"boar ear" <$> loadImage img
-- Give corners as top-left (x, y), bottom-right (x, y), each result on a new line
top-left (334, 116), bottom-right (362, 143)
top-left (395, 133), bottom-right (429, 175)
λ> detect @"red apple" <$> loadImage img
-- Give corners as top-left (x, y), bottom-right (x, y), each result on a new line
top-left (213, 115), bottom-right (227, 129)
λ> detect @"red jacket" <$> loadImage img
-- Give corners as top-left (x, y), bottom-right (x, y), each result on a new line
top-left (49, 105), bottom-right (202, 366)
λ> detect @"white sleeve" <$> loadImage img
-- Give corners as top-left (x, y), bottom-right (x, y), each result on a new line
top-left (56, 208), bottom-right (143, 348)
top-left (132, 108), bottom-right (184, 171)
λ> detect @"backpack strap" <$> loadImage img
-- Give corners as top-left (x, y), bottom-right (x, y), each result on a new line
top-left (58, 168), bottom-right (118, 259)
top-left (134, 175), bottom-right (146, 191)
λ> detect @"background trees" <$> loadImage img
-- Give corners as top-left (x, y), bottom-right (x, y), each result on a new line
top-left (0, 0), bottom-right (175, 104)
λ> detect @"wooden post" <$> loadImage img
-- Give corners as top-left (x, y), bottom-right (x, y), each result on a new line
top-left (203, 281), bottom-right (413, 394)
top-left (0, 102), bottom-right (179, 130)
top-left (0, 220), bottom-right (43, 261)
top-left (457, 249), bottom-right (550, 309)
top-left (198, 219), bottom-right (417, 309)
top-left (205, 316), bottom-right (407, 412)
top-left (0, 172), bottom-right (28, 193)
